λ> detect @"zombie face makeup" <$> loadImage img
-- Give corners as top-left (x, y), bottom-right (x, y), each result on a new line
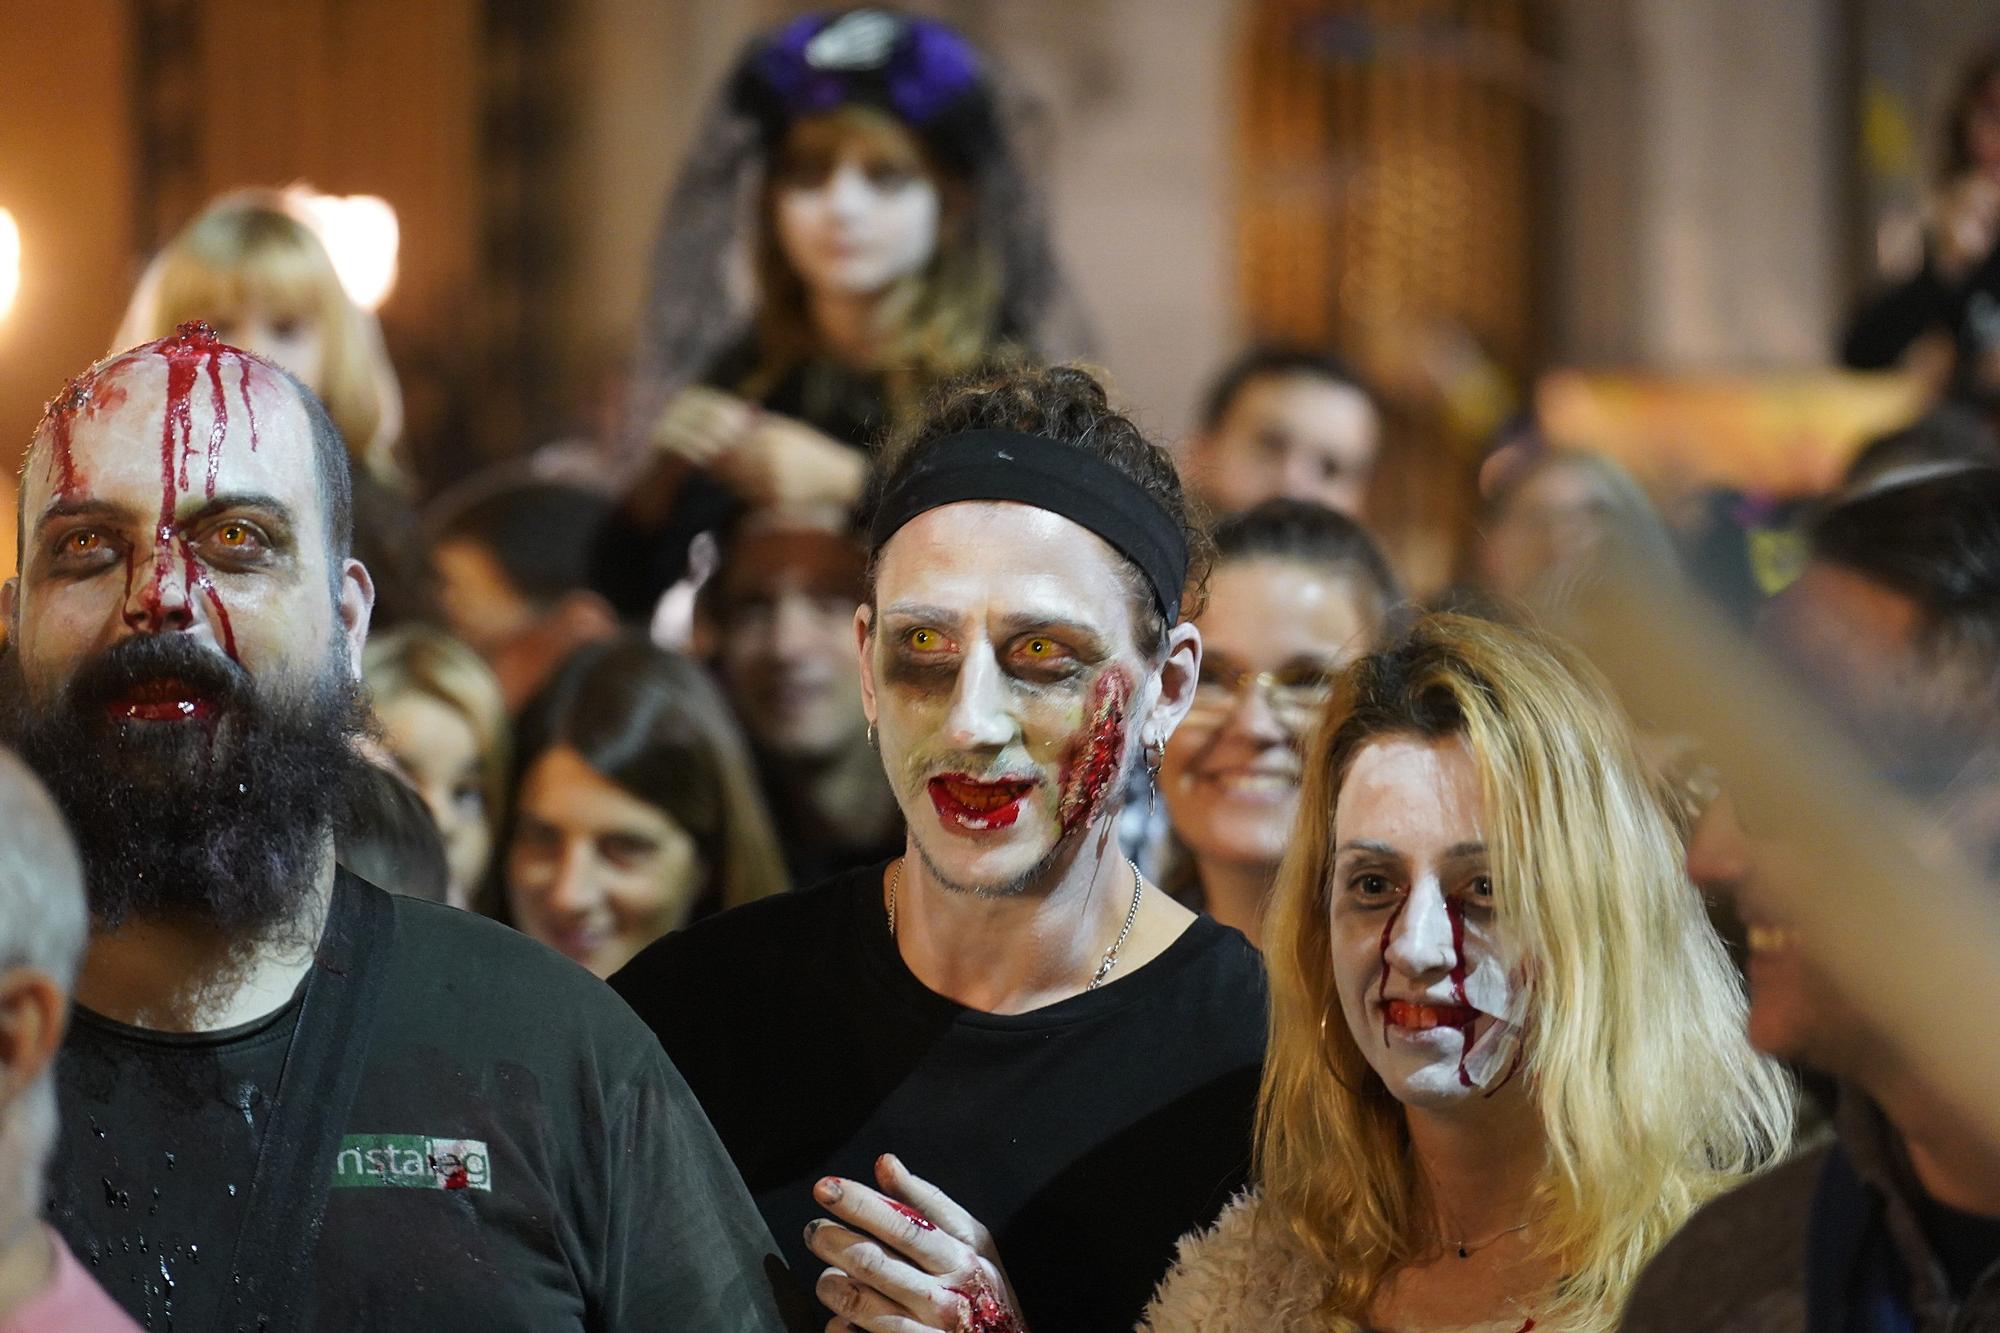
top-left (774, 114), bottom-right (943, 301)
top-left (0, 327), bottom-right (374, 931)
top-left (1329, 736), bottom-right (1529, 1110)
top-left (6, 325), bottom-right (370, 711)
top-left (860, 502), bottom-right (1152, 896)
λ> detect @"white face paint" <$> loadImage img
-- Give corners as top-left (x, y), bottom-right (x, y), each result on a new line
top-left (1328, 736), bottom-right (1529, 1110)
top-left (859, 502), bottom-right (1150, 897)
top-left (774, 134), bottom-right (941, 302)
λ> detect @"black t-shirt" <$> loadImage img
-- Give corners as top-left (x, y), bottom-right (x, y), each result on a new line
top-left (48, 873), bottom-right (796, 1332)
top-left (610, 863), bottom-right (1269, 1333)
top-left (1912, 1182), bottom-right (2000, 1301)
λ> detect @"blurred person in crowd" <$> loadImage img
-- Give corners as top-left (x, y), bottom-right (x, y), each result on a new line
top-left (1469, 447), bottom-right (1678, 614)
top-left (1, 328), bottom-right (793, 1329)
top-left (499, 635), bottom-right (789, 978)
top-left (1181, 346), bottom-right (1384, 522)
top-left (428, 476), bottom-right (619, 712)
top-left (0, 752), bottom-right (136, 1332)
top-left (612, 365), bottom-right (1266, 1331)
top-left (1144, 616), bottom-right (1793, 1332)
top-left (347, 469), bottom-right (439, 634)
top-left (362, 625), bottom-right (509, 909)
top-left (597, 7), bottom-right (1090, 614)
top-left (1159, 499), bottom-right (1400, 948)
top-left (697, 507), bottom-right (902, 885)
top-left (1625, 466), bottom-right (2000, 1331)
top-left (332, 761), bottom-right (451, 905)
top-left (113, 189), bottom-right (405, 484)
top-left (1841, 400), bottom-right (2000, 492)
top-left (1842, 47), bottom-right (2000, 408)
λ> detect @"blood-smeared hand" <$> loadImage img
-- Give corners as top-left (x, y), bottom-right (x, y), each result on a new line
top-left (804, 1154), bottom-right (1028, 1333)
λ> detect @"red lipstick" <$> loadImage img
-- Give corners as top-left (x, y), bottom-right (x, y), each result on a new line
top-left (927, 774), bottom-right (1034, 830)
top-left (109, 677), bottom-right (219, 723)
top-left (1383, 998), bottom-right (1480, 1031)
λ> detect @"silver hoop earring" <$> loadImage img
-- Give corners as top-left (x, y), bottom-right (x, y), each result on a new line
top-left (865, 721), bottom-right (878, 751)
top-left (1316, 1009), bottom-right (1358, 1094)
top-left (1145, 736), bottom-right (1165, 779)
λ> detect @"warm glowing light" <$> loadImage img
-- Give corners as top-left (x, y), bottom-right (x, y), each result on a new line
top-left (288, 189), bottom-right (399, 310)
top-left (0, 208), bottom-right (20, 322)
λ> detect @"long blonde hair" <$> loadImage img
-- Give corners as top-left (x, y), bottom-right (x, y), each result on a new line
top-left (1257, 614), bottom-right (1793, 1330)
top-left (362, 625), bottom-right (512, 836)
top-left (115, 190), bottom-right (404, 480)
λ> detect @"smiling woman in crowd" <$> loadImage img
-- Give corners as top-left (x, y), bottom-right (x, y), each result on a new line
top-left (497, 636), bottom-right (789, 977)
top-left (1143, 615), bottom-right (1794, 1332)
top-left (1159, 498), bottom-right (1400, 948)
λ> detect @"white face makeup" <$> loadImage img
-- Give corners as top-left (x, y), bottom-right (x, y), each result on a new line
top-left (1329, 735), bottom-right (1528, 1110)
top-left (775, 139), bottom-right (942, 301)
top-left (859, 502), bottom-right (1152, 896)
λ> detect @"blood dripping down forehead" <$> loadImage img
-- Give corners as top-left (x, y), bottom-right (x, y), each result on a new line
top-left (33, 322), bottom-right (275, 505)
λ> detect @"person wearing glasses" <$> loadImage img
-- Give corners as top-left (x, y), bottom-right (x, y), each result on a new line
top-left (1157, 500), bottom-right (1401, 948)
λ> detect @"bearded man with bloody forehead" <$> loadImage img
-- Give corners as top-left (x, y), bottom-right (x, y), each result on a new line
top-left (613, 365), bottom-right (1268, 1332)
top-left (0, 327), bottom-right (794, 1330)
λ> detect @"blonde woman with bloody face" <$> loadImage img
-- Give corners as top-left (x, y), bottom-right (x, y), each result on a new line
top-left (1143, 616), bottom-right (1794, 1332)
top-left (1160, 500), bottom-right (1400, 947)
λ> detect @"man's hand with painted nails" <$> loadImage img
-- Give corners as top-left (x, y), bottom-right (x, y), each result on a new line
top-left (805, 1154), bottom-right (1027, 1333)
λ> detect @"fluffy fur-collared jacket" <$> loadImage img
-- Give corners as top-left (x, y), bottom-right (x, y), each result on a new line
top-left (1140, 1191), bottom-right (1332, 1331)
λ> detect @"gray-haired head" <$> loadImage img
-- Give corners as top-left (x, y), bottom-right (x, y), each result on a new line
top-left (0, 747), bottom-right (86, 985)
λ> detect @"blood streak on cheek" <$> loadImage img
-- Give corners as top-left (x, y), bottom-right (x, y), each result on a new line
top-left (1377, 900), bottom-right (1405, 1049)
top-left (1447, 896), bottom-right (1476, 1088)
top-left (1057, 668), bottom-right (1132, 833)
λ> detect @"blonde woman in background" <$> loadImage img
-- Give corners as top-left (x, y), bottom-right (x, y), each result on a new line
top-left (1143, 615), bottom-right (1793, 1332)
top-left (363, 627), bottom-right (511, 911)
top-left (114, 188), bottom-right (405, 482)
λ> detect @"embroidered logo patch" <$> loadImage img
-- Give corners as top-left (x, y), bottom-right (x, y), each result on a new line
top-left (331, 1135), bottom-right (491, 1191)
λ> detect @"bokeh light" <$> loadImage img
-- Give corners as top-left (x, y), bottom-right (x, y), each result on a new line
top-left (288, 189), bottom-right (399, 311)
top-left (0, 208), bottom-right (20, 322)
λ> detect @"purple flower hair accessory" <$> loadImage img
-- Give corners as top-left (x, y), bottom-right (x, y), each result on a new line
top-left (748, 9), bottom-right (984, 128)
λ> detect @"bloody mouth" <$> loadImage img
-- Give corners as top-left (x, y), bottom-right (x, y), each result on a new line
top-left (1383, 998), bottom-right (1481, 1031)
top-left (927, 774), bottom-right (1035, 830)
top-left (108, 677), bottom-right (220, 723)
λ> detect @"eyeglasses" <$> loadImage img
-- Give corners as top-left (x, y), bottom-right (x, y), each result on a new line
top-left (1186, 660), bottom-right (1337, 725)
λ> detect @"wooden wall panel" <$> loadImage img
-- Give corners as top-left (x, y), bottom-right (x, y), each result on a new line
top-left (0, 1), bottom-right (137, 581)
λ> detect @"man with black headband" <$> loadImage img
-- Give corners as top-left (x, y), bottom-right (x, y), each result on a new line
top-left (0, 327), bottom-right (794, 1330)
top-left (614, 365), bottom-right (1268, 1332)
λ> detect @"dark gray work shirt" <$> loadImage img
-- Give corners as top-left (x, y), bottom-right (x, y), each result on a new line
top-left (1622, 1092), bottom-right (2000, 1332)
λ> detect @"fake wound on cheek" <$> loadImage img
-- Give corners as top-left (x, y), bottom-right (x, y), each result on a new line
top-left (1056, 667), bottom-right (1133, 834)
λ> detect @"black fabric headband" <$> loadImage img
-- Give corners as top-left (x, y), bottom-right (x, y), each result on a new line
top-left (867, 429), bottom-right (1189, 622)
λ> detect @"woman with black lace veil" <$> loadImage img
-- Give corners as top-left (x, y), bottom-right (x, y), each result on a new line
top-left (596, 7), bottom-right (1089, 617)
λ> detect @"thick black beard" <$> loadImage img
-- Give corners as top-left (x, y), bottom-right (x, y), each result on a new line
top-left (0, 635), bottom-right (369, 936)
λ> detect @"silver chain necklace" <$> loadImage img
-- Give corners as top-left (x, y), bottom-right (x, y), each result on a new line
top-left (886, 856), bottom-right (1145, 990)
